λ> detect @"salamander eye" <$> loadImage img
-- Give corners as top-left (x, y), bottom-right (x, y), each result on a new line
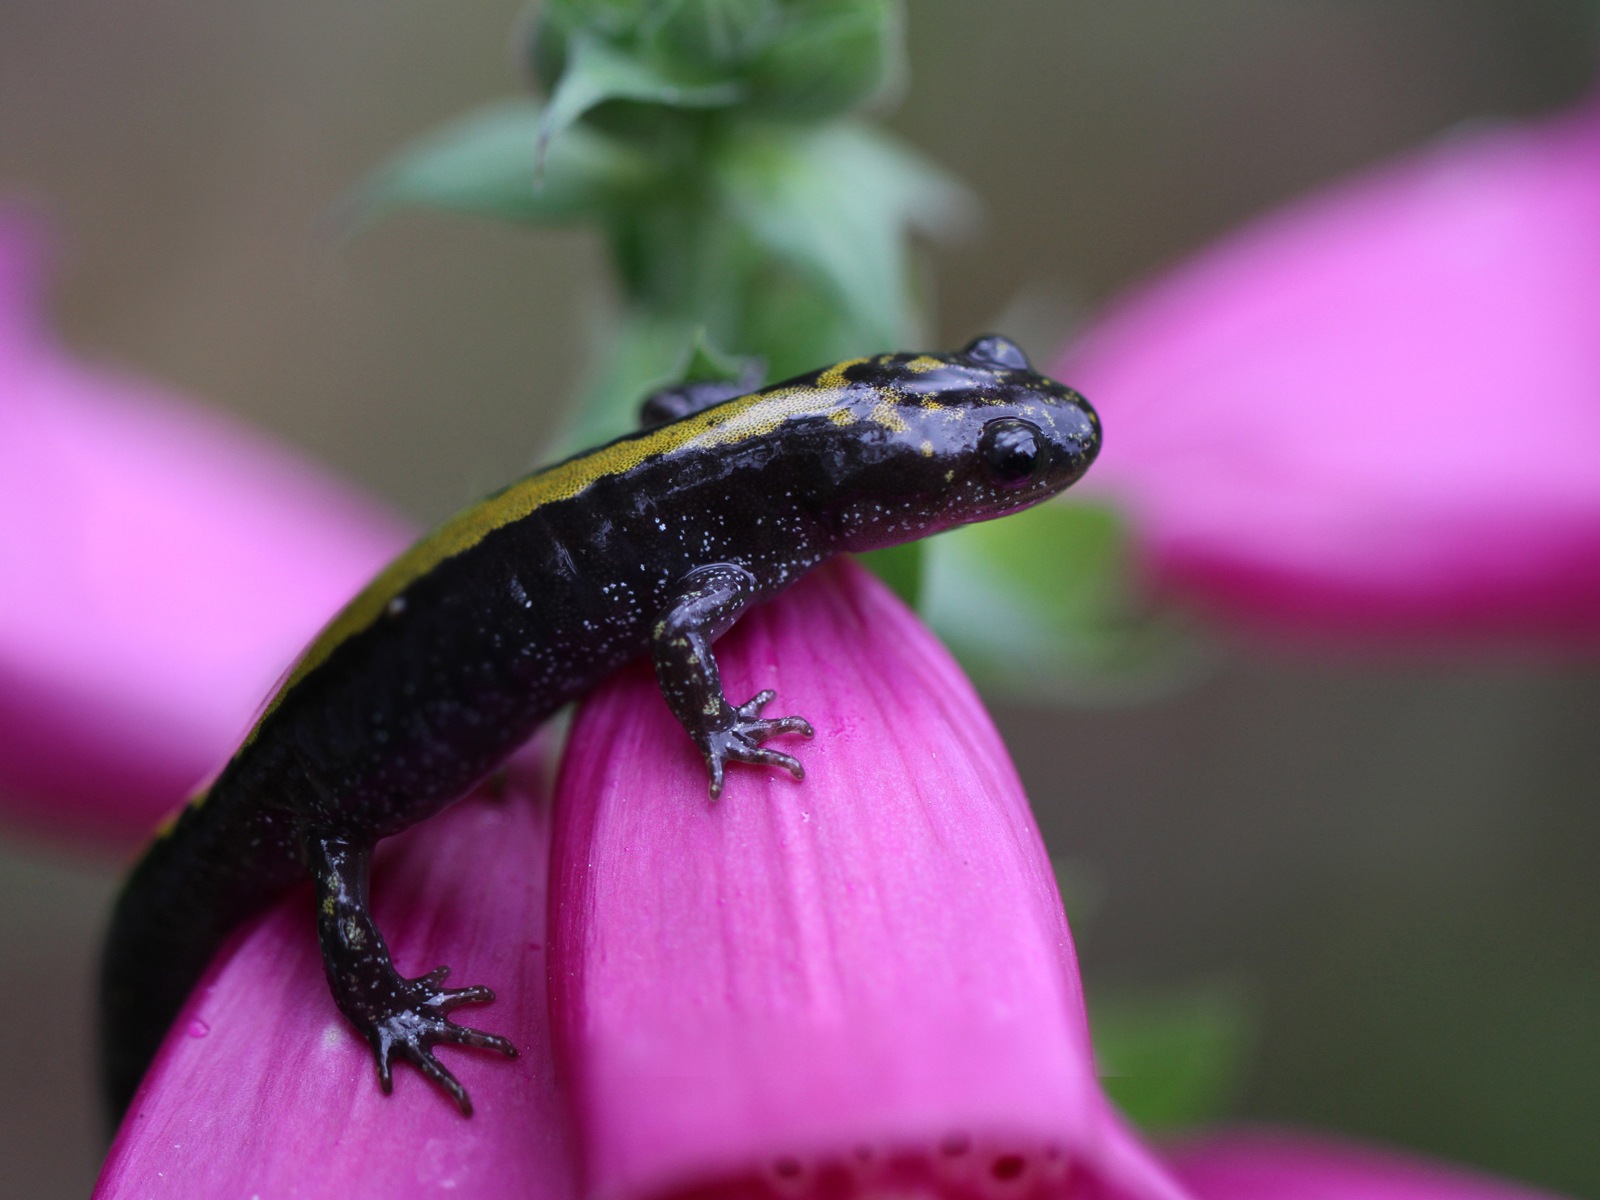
top-left (962, 334), bottom-right (1031, 371)
top-left (981, 418), bottom-right (1044, 488)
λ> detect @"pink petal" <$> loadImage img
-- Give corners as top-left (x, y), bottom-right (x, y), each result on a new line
top-left (1059, 95), bottom-right (1600, 648)
top-left (0, 209), bottom-right (412, 847)
top-left (1167, 1128), bottom-right (1571, 1200)
top-left (551, 560), bottom-right (1187, 1200)
top-left (95, 761), bottom-right (575, 1199)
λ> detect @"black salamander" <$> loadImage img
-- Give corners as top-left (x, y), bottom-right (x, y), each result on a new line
top-left (99, 335), bottom-right (1101, 1119)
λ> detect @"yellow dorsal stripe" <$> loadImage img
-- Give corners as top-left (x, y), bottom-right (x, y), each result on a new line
top-left (250, 378), bottom-right (854, 734)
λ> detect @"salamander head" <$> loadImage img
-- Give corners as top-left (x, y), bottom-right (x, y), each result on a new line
top-left (799, 335), bottom-right (1102, 552)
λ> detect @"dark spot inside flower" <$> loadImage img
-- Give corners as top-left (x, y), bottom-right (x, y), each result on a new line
top-left (940, 1132), bottom-right (971, 1156)
top-left (992, 1155), bottom-right (1026, 1181)
top-left (773, 1156), bottom-right (802, 1179)
top-left (853, 1144), bottom-right (874, 1162)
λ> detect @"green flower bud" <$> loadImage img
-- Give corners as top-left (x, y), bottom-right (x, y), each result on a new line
top-left (645, 0), bottom-right (785, 71)
top-left (531, 0), bottom-right (900, 124)
top-left (743, 0), bottom-right (901, 120)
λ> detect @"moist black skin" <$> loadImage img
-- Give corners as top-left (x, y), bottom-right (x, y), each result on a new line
top-left (99, 335), bottom-right (1101, 1121)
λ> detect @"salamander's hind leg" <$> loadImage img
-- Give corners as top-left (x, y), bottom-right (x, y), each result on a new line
top-left (306, 833), bottom-right (516, 1115)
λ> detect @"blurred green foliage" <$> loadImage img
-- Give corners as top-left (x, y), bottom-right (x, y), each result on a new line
top-left (1090, 983), bottom-right (1252, 1134)
top-left (530, 0), bottom-right (903, 125)
top-left (352, 0), bottom-right (1187, 695)
top-left (356, 0), bottom-right (963, 454)
top-left (924, 501), bottom-right (1203, 700)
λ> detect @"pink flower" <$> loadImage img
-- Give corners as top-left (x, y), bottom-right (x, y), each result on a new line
top-left (1059, 95), bottom-right (1600, 648)
top-left (0, 209), bottom-right (411, 848)
top-left (97, 563), bottom-right (1190, 1200)
top-left (550, 561), bottom-right (1184, 1200)
top-left (94, 758), bottom-right (577, 1198)
top-left (1168, 1129), bottom-right (1570, 1200)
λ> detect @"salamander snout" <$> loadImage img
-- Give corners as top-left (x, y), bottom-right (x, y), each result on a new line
top-left (822, 336), bottom-right (1103, 549)
top-left (965, 377), bottom-right (1101, 517)
top-left (1044, 386), bottom-right (1101, 486)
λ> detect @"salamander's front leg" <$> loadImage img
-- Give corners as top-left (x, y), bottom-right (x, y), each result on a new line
top-left (637, 358), bottom-right (765, 427)
top-left (653, 563), bottom-right (814, 798)
top-left (307, 833), bottom-right (516, 1114)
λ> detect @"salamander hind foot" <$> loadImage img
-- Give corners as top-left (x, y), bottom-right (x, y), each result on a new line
top-left (309, 835), bottom-right (517, 1115)
top-left (358, 965), bottom-right (517, 1116)
top-left (700, 689), bottom-right (814, 800)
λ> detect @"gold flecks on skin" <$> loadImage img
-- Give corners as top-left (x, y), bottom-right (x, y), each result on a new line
top-left (817, 357), bottom-right (867, 390)
top-left (829, 407), bottom-right (854, 426)
top-left (869, 398), bottom-right (909, 433)
top-left (920, 440), bottom-right (934, 457)
top-left (905, 355), bottom-right (942, 373)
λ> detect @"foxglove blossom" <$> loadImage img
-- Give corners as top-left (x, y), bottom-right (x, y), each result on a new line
top-left (0, 210), bottom-right (410, 846)
top-left (551, 560), bottom-right (1188, 1200)
top-left (1168, 1129), bottom-right (1569, 1200)
top-left (1060, 95), bottom-right (1600, 646)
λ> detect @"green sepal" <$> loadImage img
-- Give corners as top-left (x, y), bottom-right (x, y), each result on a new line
top-left (536, 30), bottom-right (743, 171)
top-left (643, 0), bottom-right (786, 71)
top-left (857, 541), bottom-right (923, 608)
top-left (535, 1), bottom-right (898, 123)
top-left (537, 0), bottom-right (650, 45)
top-left (680, 327), bottom-right (757, 384)
top-left (532, 0), bottom-right (776, 99)
top-left (338, 100), bottom-right (653, 229)
top-left (732, 264), bottom-right (877, 380)
top-left (546, 319), bottom-right (773, 466)
top-left (744, 0), bottom-right (902, 120)
top-left (1089, 982), bottom-right (1251, 1134)
top-left (922, 500), bottom-right (1205, 701)
top-left (717, 121), bottom-right (971, 353)
top-left (553, 311), bottom-right (702, 456)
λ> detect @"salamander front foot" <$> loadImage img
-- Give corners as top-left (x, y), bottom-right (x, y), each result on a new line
top-left (358, 965), bottom-right (518, 1116)
top-left (699, 690), bottom-right (814, 799)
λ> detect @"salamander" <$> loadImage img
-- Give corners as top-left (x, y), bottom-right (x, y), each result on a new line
top-left (99, 335), bottom-right (1101, 1119)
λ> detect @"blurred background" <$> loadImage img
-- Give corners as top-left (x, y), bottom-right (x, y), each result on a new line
top-left (2, 1), bottom-right (1597, 1195)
